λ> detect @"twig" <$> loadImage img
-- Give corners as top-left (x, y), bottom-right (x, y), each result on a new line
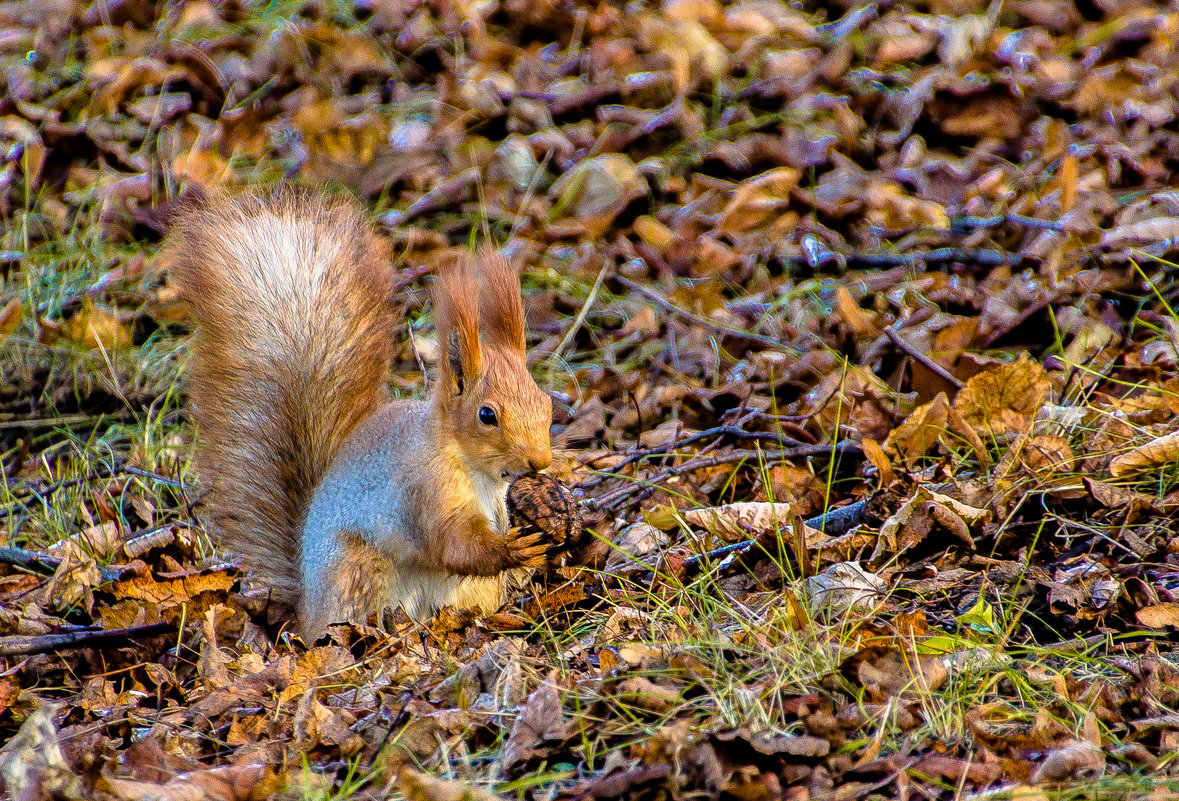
top-left (0, 545), bottom-right (127, 584)
top-left (614, 276), bottom-right (792, 352)
top-left (883, 326), bottom-right (965, 389)
top-left (806, 499), bottom-right (870, 536)
top-left (682, 499), bottom-right (870, 568)
top-left (587, 442), bottom-right (862, 511)
top-left (579, 424), bottom-right (809, 472)
top-left (951, 214), bottom-right (1066, 234)
top-left (0, 622), bottom-right (176, 656)
top-left (1, 464), bottom-right (184, 518)
top-left (838, 248), bottom-right (1020, 269)
top-left (0, 413), bottom-right (110, 431)
top-left (123, 465), bottom-right (185, 489)
top-left (859, 305), bottom-right (937, 369)
top-left (0, 545), bottom-right (67, 576)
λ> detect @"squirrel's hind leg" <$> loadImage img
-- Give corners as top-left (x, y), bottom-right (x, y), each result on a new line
top-left (299, 533), bottom-right (512, 639)
top-left (300, 530), bottom-right (396, 639)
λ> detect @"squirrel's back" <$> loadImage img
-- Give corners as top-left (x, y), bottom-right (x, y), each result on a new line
top-left (168, 188), bottom-right (394, 606)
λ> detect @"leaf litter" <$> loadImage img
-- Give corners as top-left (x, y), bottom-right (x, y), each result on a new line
top-left (2, 0), bottom-right (1179, 798)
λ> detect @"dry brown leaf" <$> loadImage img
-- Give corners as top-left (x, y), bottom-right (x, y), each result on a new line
top-left (43, 548), bottom-right (102, 614)
top-left (1135, 603), bottom-right (1179, 630)
top-left (48, 521), bottom-right (121, 563)
top-left (58, 300), bottom-right (134, 351)
top-left (885, 392), bottom-right (952, 468)
top-left (953, 354), bottom-right (1050, 442)
top-left (1101, 216), bottom-right (1179, 249)
top-left (615, 675), bottom-right (683, 713)
top-left (806, 562), bottom-right (886, 611)
top-left (875, 487), bottom-right (989, 561)
top-left (399, 767), bottom-right (497, 801)
top-left (633, 215), bottom-right (675, 252)
top-left (1109, 430), bottom-right (1179, 478)
top-left (550, 154), bottom-right (647, 235)
top-left (681, 501), bottom-right (815, 542)
top-left (504, 681), bottom-right (573, 768)
top-left (1031, 741), bottom-right (1105, 784)
top-left (835, 285), bottom-right (878, 336)
top-left (99, 763), bottom-right (282, 801)
top-left (840, 646), bottom-right (949, 698)
top-left (113, 568), bottom-right (235, 621)
top-left (719, 167), bottom-right (801, 233)
top-left (293, 690), bottom-right (364, 755)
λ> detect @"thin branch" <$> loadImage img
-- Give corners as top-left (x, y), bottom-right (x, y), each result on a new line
top-left (0, 413), bottom-right (111, 431)
top-left (615, 275), bottom-right (792, 352)
top-left (0, 545), bottom-right (128, 584)
top-left (579, 424), bottom-right (809, 471)
top-left (0, 622), bottom-right (176, 656)
top-left (1, 464), bottom-right (184, 519)
top-left (839, 248), bottom-right (1020, 269)
top-left (587, 441), bottom-right (862, 511)
top-left (682, 498), bottom-right (870, 568)
top-left (883, 326), bottom-right (965, 389)
top-left (951, 214), bottom-right (1066, 234)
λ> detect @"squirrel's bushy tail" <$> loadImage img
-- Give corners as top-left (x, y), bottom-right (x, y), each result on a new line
top-left (168, 188), bottom-right (393, 606)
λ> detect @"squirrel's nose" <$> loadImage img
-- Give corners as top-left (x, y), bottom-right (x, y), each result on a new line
top-left (527, 449), bottom-right (552, 473)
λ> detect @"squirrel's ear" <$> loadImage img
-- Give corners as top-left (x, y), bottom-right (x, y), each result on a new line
top-left (448, 330), bottom-right (477, 394)
top-left (434, 252), bottom-right (483, 394)
top-left (477, 249), bottom-right (527, 355)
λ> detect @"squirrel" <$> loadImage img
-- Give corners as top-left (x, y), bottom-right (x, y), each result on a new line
top-left (167, 188), bottom-right (554, 639)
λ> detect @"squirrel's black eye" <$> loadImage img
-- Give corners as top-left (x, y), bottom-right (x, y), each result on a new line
top-left (478, 406), bottom-right (498, 426)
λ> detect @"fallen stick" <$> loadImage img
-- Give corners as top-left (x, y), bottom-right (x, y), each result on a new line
top-left (682, 498), bottom-right (870, 568)
top-left (614, 275), bottom-right (793, 352)
top-left (1, 465), bottom-right (183, 519)
top-left (951, 213), bottom-right (1066, 233)
top-left (589, 442), bottom-right (863, 511)
top-left (842, 248), bottom-right (1020, 269)
top-left (883, 326), bottom-right (964, 389)
top-left (580, 423), bottom-right (811, 474)
top-left (0, 622), bottom-right (176, 656)
top-left (0, 545), bottom-right (127, 584)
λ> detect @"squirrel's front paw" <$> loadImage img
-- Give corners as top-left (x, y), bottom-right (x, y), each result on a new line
top-left (502, 526), bottom-right (549, 570)
top-left (438, 515), bottom-right (548, 577)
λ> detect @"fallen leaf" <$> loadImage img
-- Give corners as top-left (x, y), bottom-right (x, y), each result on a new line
top-left (1110, 430), bottom-right (1179, 478)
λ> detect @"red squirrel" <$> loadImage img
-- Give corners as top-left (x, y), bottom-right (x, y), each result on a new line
top-left (167, 188), bottom-right (554, 638)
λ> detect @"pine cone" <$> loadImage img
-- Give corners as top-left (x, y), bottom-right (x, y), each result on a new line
top-left (506, 474), bottom-right (584, 557)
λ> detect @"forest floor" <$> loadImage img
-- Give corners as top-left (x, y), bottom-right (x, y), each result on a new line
top-left (2, 0), bottom-right (1179, 798)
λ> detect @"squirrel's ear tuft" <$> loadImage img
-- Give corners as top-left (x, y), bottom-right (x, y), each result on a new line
top-left (447, 330), bottom-right (467, 394)
top-left (477, 249), bottom-right (527, 354)
top-left (434, 251), bottom-right (482, 392)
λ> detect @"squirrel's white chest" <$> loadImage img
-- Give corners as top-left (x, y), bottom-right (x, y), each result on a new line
top-left (471, 471), bottom-right (510, 534)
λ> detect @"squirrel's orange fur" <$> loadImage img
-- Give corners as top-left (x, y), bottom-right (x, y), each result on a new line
top-left (168, 188), bottom-right (553, 638)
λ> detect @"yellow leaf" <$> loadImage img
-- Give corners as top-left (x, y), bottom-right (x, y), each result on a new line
top-left (956, 594), bottom-right (998, 634)
top-left (59, 300), bottom-right (133, 351)
top-left (634, 215), bottom-right (675, 251)
top-left (0, 298), bottom-right (23, 343)
top-left (953, 354), bottom-right (1049, 441)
